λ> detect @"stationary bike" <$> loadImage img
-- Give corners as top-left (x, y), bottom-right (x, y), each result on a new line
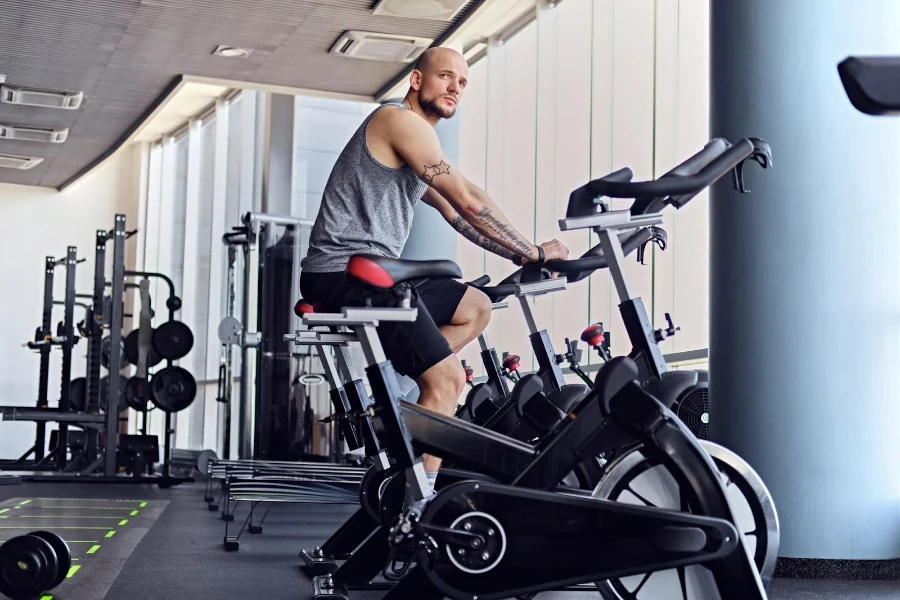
top-left (292, 136), bottom-right (780, 600)
top-left (298, 248), bottom-right (772, 600)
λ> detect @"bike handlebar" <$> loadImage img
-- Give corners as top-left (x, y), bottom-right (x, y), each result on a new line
top-left (587, 138), bottom-right (757, 198)
top-left (475, 228), bottom-right (655, 301)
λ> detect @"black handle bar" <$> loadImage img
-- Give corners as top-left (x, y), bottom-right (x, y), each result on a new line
top-left (467, 275), bottom-right (491, 287)
top-left (476, 228), bottom-right (654, 302)
top-left (588, 138), bottom-right (756, 198)
top-left (543, 228), bottom-right (652, 276)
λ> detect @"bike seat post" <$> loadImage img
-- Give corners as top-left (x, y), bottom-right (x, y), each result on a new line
top-left (303, 306), bottom-right (431, 503)
top-left (514, 279), bottom-right (568, 391)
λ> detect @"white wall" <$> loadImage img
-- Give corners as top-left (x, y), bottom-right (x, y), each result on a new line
top-left (0, 144), bottom-right (142, 460)
top-left (457, 0), bottom-right (711, 376)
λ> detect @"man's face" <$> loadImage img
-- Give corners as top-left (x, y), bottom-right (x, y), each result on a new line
top-left (415, 51), bottom-right (468, 119)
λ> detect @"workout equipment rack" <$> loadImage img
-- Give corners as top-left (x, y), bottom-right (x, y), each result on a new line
top-left (0, 214), bottom-right (189, 486)
top-left (0, 247), bottom-right (81, 471)
top-left (217, 212), bottom-right (342, 464)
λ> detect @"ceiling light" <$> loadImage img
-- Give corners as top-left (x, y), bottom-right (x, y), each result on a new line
top-left (372, 0), bottom-right (469, 21)
top-left (213, 45), bottom-right (253, 59)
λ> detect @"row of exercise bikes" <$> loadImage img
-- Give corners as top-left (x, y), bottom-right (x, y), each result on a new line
top-left (285, 134), bottom-right (779, 600)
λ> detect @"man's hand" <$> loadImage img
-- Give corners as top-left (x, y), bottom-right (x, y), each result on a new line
top-left (539, 239), bottom-right (569, 262)
top-left (519, 239), bottom-right (569, 278)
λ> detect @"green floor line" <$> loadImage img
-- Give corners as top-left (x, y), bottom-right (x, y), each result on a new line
top-left (30, 506), bottom-right (138, 511)
top-left (105, 530), bottom-right (116, 538)
top-left (18, 500), bottom-right (32, 505)
top-left (18, 515), bottom-right (122, 519)
top-left (87, 545), bottom-right (100, 554)
top-left (139, 502), bottom-right (147, 508)
top-left (118, 519), bottom-right (128, 526)
top-left (0, 526), bottom-right (111, 530)
top-left (32, 498), bottom-right (147, 503)
top-left (40, 595), bottom-right (52, 600)
top-left (0, 508), bottom-right (9, 514)
top-left (66, 565), bottom-right (80, 578)
top-left (130, 510), bottom-right (139, 516)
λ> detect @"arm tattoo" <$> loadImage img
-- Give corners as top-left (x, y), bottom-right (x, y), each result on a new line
top-left (422, 160), bottom-right (452, 184)
top-left (451, 215), bottom-right (518, 260)
top-left (475, 207), bottom-right (534, 257)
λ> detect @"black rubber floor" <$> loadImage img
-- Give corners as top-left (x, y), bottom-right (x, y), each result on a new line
top-left (0, 480), bottom-right (894, 600)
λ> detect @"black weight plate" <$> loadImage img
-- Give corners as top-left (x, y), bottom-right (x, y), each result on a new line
top-left (150, 366), bottom-right (197, 413)
top-left (123, 329), bottom-right (163, 369)
top-left (101, 336), bottom-right (129, 371)
top-left (0, 534), bottom-right (58, 600)
top-left (69, 377), bottom-right (87, 412)
top-left (124, 377), bottom-right (150, 411)
top-left (152, 321), bottom-right (194, 361)
top-left (100, 375), bottom-right (129, 414)
top-left (29, 531), bottom-right (71, 589)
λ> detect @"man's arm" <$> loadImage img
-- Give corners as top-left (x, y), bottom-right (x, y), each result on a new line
top-left (386, 109), bottom-right (544, 263)
top-left (421, 187), bottom-right (518, 260)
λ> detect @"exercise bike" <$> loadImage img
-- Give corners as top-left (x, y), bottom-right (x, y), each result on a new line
top-left (292, 137), bottom-right (780, 599)
top-left (297, 246), bottom-right (772, 600)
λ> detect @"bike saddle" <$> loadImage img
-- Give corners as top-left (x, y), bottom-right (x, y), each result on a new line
top-left (347, 254), bottom-right (462, 288)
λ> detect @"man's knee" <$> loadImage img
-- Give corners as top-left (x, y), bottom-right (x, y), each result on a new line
top-left (457, 288), bottom-right (492, 331)
top-left (417, 355), bottom-right (466, 410)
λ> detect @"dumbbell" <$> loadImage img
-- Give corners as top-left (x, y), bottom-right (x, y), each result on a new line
top-left (0, 530), bottom-right (71, 600)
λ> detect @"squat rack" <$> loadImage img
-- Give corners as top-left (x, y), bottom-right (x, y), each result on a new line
top-left (0, 214), bottom-right (188, 486)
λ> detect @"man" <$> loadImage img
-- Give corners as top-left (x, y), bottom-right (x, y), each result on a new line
top-left (299, 47), bottom-right (569, 491)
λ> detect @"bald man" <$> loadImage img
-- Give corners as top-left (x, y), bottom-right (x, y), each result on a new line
top-left (300, 47), bottom-right (569, 490)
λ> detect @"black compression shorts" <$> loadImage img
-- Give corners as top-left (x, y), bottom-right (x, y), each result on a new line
top-left (299, 271), bottom-right (468, 380)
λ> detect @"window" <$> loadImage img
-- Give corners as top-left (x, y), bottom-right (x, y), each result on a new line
top-left (457, 0), bottom-right (712, 373)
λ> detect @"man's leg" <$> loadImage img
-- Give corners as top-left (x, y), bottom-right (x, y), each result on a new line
top-left (438, 286), bottom-right (493, 353)
top-left (413, 285), bottom-right (492, 474)
top-left (415, 354), bottom-right (467, 473)
top-left (396, 285), bottom-right (492, 400)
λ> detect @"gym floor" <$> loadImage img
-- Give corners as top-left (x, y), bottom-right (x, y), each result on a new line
top-left (0, 481), bottom-right (890, 600)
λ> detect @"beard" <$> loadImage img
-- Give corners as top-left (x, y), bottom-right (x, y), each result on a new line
top-left (419, 93), bottom-right (457, 119)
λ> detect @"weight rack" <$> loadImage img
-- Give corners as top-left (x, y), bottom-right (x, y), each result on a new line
top-left (0, 214), bottom-right (190, 486)
top-left (0, 245), bottom-right (82, 471)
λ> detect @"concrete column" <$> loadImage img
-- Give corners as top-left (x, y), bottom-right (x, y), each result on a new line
top-left (709, 0), bottom-right (900, 560)
top-left (262, 93), bottom-right (295, 215)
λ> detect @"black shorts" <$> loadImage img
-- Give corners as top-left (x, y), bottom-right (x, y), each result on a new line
top-left (299, 271), bottom-right (468, 380)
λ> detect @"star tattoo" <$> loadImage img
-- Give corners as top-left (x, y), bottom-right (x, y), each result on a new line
top-left (422, 161), bottom-right (451, 184)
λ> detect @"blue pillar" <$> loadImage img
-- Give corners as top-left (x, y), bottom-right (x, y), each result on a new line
top-left (709, 0), bottom-right (900, 560)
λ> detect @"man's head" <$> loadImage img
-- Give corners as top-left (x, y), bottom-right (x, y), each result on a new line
top-left (408, 47), bottom-right (468, 120)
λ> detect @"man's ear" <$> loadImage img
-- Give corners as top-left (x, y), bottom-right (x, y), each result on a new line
top-left (409, 69), bottom-right (423, 91)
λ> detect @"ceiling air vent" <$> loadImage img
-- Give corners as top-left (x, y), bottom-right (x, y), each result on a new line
top-left (0, 85), bottom-right (84, 110)
top-left (0, 153), bottom-right (44, 170)
top-left (372, 0), bottom-right (469, 21)
top-left (330, 31), bottom-right (433, 63)
top-left (0, 124), bottom-right (69, 143)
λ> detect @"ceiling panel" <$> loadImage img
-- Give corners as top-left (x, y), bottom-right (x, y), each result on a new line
top-left (0, 0), bottom-right (481, 189)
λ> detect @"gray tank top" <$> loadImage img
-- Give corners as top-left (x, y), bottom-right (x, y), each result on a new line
top-left (300, 103), bottom-right (428, 273)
